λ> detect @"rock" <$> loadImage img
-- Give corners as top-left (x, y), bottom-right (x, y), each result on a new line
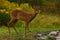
top-left (56, 32), bottom-right (60, 40)
top-left (34, 30), bottom-right (60, 40)
top-left (56, 36), bottom-right (60, 40)
top-left (48, 30), bottom-right (59, 36)
top-left (34, 31), bottom-right (50, 40)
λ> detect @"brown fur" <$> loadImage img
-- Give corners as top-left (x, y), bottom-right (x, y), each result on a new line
top-left (7, 9), bottom-right (38, 37)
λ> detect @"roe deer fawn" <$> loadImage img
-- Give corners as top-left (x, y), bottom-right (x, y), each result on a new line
top-left (7, 8), bottom-right (39, 37)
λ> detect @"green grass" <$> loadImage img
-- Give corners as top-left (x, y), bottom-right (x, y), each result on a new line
top-left (0, 14), bottom-right (60, 40)
top-left (0, 26), bottom-right (60, 40)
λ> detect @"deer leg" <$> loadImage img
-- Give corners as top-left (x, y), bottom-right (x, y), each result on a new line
top-left (7, 26), bottom-right (10, 34)
top-left (25, 22), bottom-right (31, 32)
top-left (12, 25), bottom-right (19, 34)
top-left (8, 18), bottom-right (18, 34)
top-left (7, 18), bottom-right (15, 34)
top-left (7, 24), bottom-right (11, 40)
top-left (11, 19), bottom-right (19, 34)
top-left (25, 22), bottom-right (30, 38)
top-left (25, 22), bottom-right (29, 32)
top-left (8, 18), bottom-right (15, 25)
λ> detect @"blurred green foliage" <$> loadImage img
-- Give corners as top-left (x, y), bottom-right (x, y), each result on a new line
top-left (0, 0), bottom-right (60, 27)
top-left (0, 12), bottom-right (10, 26)
top-left (20, 3), bottom-right (34, 13)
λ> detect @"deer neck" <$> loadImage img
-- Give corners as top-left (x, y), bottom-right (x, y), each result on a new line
top-left (31, 11), bottom-right (38, 20)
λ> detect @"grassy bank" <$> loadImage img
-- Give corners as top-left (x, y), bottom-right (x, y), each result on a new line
top-left (0, 14), bottom-right (60, 40)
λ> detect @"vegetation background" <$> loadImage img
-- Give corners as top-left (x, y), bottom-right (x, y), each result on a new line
top-left (0, 0), bottom-right (60, 40)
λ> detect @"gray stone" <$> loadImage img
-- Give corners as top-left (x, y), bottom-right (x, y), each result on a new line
top-left (48, 31), bottom-right (59, 36)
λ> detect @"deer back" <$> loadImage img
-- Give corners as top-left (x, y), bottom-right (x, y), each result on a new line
top-left (10, 10), bottom-right (34, 21)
